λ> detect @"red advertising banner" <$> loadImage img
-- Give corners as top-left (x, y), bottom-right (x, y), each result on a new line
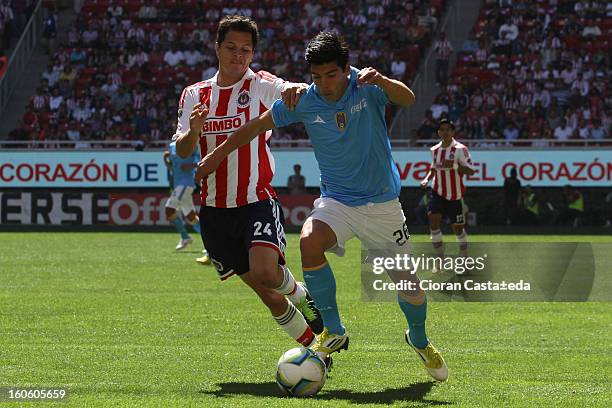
top-left (109, 193), bottom-right (169, 226)
top-left (277, 194), bottom-right (318, 227)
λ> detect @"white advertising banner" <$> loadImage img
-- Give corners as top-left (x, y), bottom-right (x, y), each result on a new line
top-left (0, 152), bottom-right (166, 188)
top-left (272, 150), bottom-right (612, 188)
top-left (0, 150), bottom-right (610, 188)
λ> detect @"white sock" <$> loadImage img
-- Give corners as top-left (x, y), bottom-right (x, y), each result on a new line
top-left (275, 265), bottom-right (306, 304)
top-left (273, 302), bottom-right (315, 347)
top-left (430, 229), bottom-right (444, 257)
top-left (456, 230), bottom-right (468, 253)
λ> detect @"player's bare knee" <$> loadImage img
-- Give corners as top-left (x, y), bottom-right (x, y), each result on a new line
top-left (166, 208), bottom-right (177, 220)
top-left (186, 212), bottom-right (198, 224)
top-left (452, 224), bottom-right (465, 235)
top-left (300, 234), bottom-right (325, 259)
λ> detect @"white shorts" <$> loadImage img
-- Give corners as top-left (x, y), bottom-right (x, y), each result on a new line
top-left (165, 185), bottom-right (196, 216)
top-left (307, 197), bottom-right (410, 257)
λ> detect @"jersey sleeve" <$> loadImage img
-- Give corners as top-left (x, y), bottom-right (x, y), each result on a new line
top-left (458, 148), bottom-right (475, 170)
top-left (366, 84), bottom-right (390, 107)
top-left (256, 70), bottom-right (287, 108)
top-left (171, 86), bottom-right (197, 141)
top-left (271, 99), bottom-right (301, 128)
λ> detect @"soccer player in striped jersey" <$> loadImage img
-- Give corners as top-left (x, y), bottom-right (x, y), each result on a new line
top-left (420, 119), bottom-right (476, 272)
top-left (173, 16), bottom-right (323, 349)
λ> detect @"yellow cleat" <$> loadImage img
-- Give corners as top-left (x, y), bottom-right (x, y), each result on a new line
top-left (196, 253), bottom-right (211, 265)
top-left (309, 327), bottom-right (349, 359)
top-left (405, 331), bottom-right (448, 382)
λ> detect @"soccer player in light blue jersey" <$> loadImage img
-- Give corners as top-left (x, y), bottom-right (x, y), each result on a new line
top-left (164, 141), bottom-right (209, 264)
top-left (196, 32), bottom-right (448, 381)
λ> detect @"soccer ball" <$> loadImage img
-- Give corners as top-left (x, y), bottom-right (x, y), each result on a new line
top-left (275, 347), bottom-right (327, 397)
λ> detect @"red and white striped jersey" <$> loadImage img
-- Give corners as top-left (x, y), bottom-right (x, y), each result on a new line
top-left (430, 138), bottom-right (474, 201)
top-left (173, 68), bottom-right (288, 208)
top-left (31, 94), bottom-right (48, 110)
top-left (132, 91), bottom-right (146, 109)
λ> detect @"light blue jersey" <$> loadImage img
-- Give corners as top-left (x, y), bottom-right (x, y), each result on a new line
top-left (169, 141), bottom-right (199, 188)
top-left (271, 67), bottom-right (400, 206)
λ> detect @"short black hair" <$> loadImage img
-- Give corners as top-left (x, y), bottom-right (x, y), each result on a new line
top-left (438, 118), bottom-right (455, 130)
top-left (216, 15), bottom-right (259, 49)
top-left (305, 31), bottom-right (349, 68)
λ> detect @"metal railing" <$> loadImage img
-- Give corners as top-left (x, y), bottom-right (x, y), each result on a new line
top-left (0, 0), bottom-right (44, 116)
top-left (402, 138), bottom-right (612, 149)
top-left (1, 138), bottom-right (610, 151)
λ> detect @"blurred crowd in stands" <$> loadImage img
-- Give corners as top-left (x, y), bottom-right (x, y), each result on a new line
top-left (419, 0), bottom-right (611, 146)
top-left (0, 0), bottom-right (38, 77)
top-left (7, 0), bottom-right (609, 149)
top-left (7, 0), bottom-right (446, 148)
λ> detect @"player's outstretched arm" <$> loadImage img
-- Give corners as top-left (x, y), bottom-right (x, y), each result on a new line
top-left (195, 110), bottom-right (276, 182)
top-left (357, 67), bottom-right (415, 106)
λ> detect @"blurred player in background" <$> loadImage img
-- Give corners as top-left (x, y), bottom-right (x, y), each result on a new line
top-left (287, 164), bottom-right (306, 195)
top-left (197, 32), bottom-right (448, 382)
top-left (420, 119), bottom-right (475, 271)
top-left (162, 147), bottom-right (190, 246)
top-left (174, 15), bottom-right (323, 349)
top-left (163, 141), bottom-right (210, 264)
top-left (558, 185), bottom-right (584, 227)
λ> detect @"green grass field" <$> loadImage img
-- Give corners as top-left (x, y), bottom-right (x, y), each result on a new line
top-left (1, 233), bottom-right (611, 407)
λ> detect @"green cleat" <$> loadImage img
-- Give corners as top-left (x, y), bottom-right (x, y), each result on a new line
top-left (295, 282), bottom-right (324, 335)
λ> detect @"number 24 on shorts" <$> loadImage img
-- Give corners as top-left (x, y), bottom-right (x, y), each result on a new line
top-left (253, 221), bottom-right (272, 236)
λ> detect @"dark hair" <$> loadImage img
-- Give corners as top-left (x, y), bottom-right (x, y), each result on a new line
top-left (305, 32), bottom-right (349, 68)
top-left (216, 15), bottom-right (259, 49)
top-left (439, 118), bottom-right (455, 130)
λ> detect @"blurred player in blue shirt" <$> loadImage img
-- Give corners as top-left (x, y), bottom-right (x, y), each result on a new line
top-left (163, 141), bottom-right (209, 264)
top-left (196, 32), bottom-right (448, 381)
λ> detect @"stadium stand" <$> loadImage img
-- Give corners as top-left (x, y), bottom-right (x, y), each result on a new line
top-left (0, 1), bottom-right (38, 55)
top-left (419, 0), bottom-right (611, 147)
top-left (5, 0), bottom-right (447, 149)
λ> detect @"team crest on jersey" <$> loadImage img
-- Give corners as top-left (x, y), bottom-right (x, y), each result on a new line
top-left (237, 90), bottom-right (250, 108)
top-left (177, 108), bottom-right (183, 119)
top-left (335, 112), bottom-right (347, 130)
top-left (448, 152), bottom-right (455, 159)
